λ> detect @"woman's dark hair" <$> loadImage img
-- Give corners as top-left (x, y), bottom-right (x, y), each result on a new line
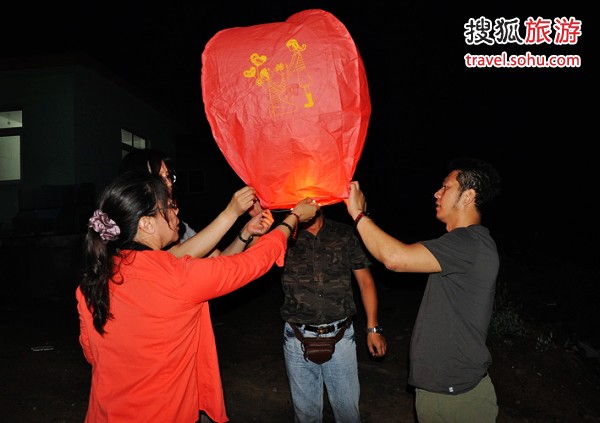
top-left (118, 149), bottom-right (174, 177)
top-left (80, 172), bottom-right (174, 334)
top-left (449, 157), bottom-right (501, 212)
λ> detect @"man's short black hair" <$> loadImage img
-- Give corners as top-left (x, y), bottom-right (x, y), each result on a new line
top-left (449, 157), bottom-right (501, 212)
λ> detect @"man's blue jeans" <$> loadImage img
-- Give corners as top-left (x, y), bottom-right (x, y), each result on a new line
top-left (283, 320), bottom-right (361, 423)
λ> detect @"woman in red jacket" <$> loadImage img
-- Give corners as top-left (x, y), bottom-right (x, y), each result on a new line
top-left (77, 171), bottom-right (318, 422)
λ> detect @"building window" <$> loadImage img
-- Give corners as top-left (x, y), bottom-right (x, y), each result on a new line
top-left (121, 128), bottom-right (148, 158)
top-left (0, 110), bottom-right (23, 182)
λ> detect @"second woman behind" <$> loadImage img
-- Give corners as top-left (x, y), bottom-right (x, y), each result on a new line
top-left (119, 148), bottom-right (268, 258)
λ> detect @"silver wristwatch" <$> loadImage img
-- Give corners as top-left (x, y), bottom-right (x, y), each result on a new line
top-left (366, 326), bottom-right (383, 334)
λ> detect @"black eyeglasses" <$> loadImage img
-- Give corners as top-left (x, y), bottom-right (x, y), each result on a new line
top-left (149, 199), bottom-right (179, 215)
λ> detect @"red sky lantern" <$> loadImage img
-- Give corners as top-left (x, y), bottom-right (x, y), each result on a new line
top-left (201, 9), bottom-right (371, 210)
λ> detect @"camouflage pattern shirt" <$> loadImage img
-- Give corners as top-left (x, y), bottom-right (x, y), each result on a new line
top-left (280, 217), bottom-right (371, 324)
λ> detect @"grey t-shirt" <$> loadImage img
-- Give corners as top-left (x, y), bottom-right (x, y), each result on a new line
top-left (409, 225), bottom-right (499, 394)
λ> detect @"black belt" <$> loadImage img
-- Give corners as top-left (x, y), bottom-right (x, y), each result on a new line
top-left (296, 318), bottom-right (351, 335)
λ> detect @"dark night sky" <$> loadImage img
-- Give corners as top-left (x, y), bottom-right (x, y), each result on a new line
top-left (2, 1), bottom-right (595, 259)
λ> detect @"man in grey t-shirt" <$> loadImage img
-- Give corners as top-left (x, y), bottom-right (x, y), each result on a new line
top-left (344, 157), bottom-right (501, 423)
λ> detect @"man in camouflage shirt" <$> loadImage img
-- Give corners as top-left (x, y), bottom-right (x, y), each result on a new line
top-left (280, 208), bottom-right (386, 422)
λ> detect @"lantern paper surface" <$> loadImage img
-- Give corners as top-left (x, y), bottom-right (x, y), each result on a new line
top-left (201, 9), bottom-right (371, 209)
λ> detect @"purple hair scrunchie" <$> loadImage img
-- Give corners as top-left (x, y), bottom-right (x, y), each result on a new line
top-left (88, 209), bottom-right (121, 242)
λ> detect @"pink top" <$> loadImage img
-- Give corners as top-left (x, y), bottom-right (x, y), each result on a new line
top-left (76, 230), bottom-right (287, 422)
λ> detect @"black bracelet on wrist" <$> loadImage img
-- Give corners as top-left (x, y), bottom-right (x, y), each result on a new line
top-left (237, 231), bottom-right (253, 244)
top-left (278, 221), bottom-right (294, 237)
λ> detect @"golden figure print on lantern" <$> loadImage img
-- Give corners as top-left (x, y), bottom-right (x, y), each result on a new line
top-left (243, 39), bottom-right (314, 117)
